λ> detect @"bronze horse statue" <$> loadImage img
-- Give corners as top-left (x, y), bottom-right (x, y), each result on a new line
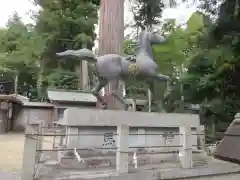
top-left (56, 30), bottom-right (170, 110)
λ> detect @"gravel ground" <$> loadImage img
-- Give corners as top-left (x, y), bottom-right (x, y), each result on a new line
top-left (0, 133), bottom-right (24, 172)
top-left (1, 132), bottom-right (239, 180)
top-left (0, 133), bottom-right (24, 180)
top-left (0, 132), bottom-right (59, 180)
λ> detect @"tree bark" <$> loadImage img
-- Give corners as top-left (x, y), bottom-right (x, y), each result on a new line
top-left (98, 0), bottom-right (125, 109)
top-left (99, 0), bottom-right (124, 55)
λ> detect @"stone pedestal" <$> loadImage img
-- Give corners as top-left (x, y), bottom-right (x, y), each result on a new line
top-left (116, 124), bottom-right (129, 174)
top-left (199, 125), bottom-right (205, 150)
top-left (179, 126), bottom-right (193, 168)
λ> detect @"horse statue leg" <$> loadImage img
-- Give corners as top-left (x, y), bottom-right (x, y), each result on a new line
top-left (110, 79), bottom-right (131, 111)
top-left (91, 78), bottom-right (108, 109)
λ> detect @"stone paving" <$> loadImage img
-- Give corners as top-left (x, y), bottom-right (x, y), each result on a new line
top-left (0, 171), bottom-right (20, 180)
top-left (34, 154), bottom-right (240, 180)
top-left (1, 133), bottom-right (240, 180)
top-left (1, 157), bottom-right (240, 180)
top-left (34, 162), bottom-right (240, 180)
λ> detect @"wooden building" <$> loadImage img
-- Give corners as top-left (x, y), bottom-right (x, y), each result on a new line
top-left (15, 101), bottom-right (55, 131)
top-left (0, 95), bottom-right (22, 133)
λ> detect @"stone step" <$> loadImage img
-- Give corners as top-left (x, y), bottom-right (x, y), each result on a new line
top-left (42, 153), bottom-right (180, 170)
top-left (42, 150), bottom-right (210, 169)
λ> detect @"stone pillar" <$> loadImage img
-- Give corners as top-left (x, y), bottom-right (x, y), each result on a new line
top-left (21, 135), bottom-right (38, 180)
top-left (116, 124), bottom-right (129, 174)
top-left (37, 122), bottom-right (44, 156)
top-left (179, 126), bottom-right (193, 168)
top-left (0, 109), bottom-right (7, 134)
top-left (196, 125), bottom-right (205, 150)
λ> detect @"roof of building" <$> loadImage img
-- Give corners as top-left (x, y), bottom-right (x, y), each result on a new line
top-left (23, 101), bottom-right (54, 108)
top-left (48, 89), bottom-right (96, 103)
top-left (214, 113), bottom-right (240, 164)
top-left (47, 89), bottom-right (147, 105)
top-left (9, 94), bottom-right (29, 102)
top-left (0, 94), bottom-right (23, 104)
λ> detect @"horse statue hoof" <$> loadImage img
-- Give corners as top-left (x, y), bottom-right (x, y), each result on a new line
top-left (102, 104), bottom-right (107, 109)
top-left (100, 101), bottom-right (108, 110)
top-left (127, 107), bottom-right (134, 112)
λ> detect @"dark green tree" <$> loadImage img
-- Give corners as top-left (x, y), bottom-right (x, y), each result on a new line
top-left (181, 0), bottom-right (240, 141)
top-left (33, 0), bottom-right (98, 92)
top-left (130, 0), bottom-right (164, 29)
top-left (0, 13), bottom-right (40, 90)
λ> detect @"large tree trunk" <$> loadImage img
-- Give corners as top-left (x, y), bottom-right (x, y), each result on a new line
top-left (99, 0), bottom-right (124, 55)
top-left (98, 0), bottom-right (125, 109)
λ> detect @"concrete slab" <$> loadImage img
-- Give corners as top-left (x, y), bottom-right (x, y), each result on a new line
top-left (58, 108), bottom-right (199, 128)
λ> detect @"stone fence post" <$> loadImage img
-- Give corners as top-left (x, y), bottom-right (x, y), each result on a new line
top-left (21, 134), bottom-right (38, 180)
top-left (21, 122), bottom-right (43, 180)
top-left (179, 125), bottom-right (193, 168)
top-left (116, 124), bottom-right (129, 174)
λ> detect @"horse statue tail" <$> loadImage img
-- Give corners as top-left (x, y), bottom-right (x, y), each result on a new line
top-left (56, 48), bottom-right (97, 62)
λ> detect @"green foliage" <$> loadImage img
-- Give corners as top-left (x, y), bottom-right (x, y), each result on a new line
top-left (153, 20), bottom-right (187, 76)
top-left (124, 10), bottom-right (209, 112)
top-left (35, 0), bottom-right (98, 55)
top-left (130, 0), bottom-right (164, 29)
top-left (0, 1), bottom-right (98, 99)
top-left (0, 13), bottom-right (40, 88)
top-left (151, 13), bottom-right (208, 112)
top-left (45, 70), bottom-right (79, 90)
top-left (124, 38), bottom-right (137, 55)
top-left (34, 0), bottom-right (98, 95)
top-left (123, 37), bottom-right (147, 99)
top-left (180, 0), bottom-right (240, 134)
top-left (125, 0), bottom-right (165, 107)
top-left (126, 79), bottom-right (148, 99)
top-left (3, 0), bottom-right (240, 132)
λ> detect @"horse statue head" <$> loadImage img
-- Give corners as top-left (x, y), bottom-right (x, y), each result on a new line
top-left (138, 30), bottom-right (167, 60)
top-left (139, 30), bottom-right (166, 46)
top-left (149, 31), bottom-right (166, 44)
